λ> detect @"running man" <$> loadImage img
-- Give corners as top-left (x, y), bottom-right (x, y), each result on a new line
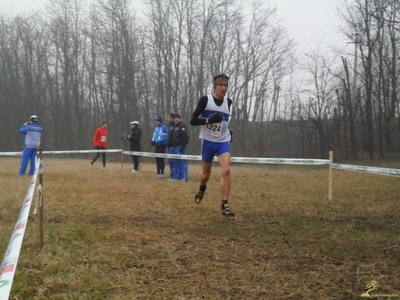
top-left (190, 73), bottom-right (234, 216)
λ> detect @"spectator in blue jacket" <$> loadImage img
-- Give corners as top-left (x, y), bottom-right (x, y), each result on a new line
top-left (19, 115), bottom-right (43, 176)
top-left (151, 116), bottom-right (168, 179)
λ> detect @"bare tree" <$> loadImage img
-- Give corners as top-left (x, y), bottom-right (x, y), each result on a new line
top-left (87, 0), bottom-right (144, 147)
top-left (339, 0), bottom-right (400, 159)
top-left (341, 56), bottom-right (358, 160)
top-left (45, 0), bottom-right (89, 149)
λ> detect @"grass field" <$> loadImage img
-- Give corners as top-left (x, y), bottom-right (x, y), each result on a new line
top-left (1, 156), bottom-right (400, 300)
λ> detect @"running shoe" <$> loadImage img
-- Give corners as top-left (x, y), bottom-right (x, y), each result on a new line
top-left (221, 202), bottom-right (235, 217)
top-left (194, 186), bottom-right (207, 204)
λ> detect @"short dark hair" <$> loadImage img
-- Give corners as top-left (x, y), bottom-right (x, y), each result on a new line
top-left (102, 121), bottom-right (107, 125)
top-left (168, 112), bottom-right (175, 118)
top-left (213, 73), bottom-right (229, 83)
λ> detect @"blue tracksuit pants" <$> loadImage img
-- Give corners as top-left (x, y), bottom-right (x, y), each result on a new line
top-left (173, 145), bottom-right (188, 182)
top-left (19, 147), bottom-right (38, 176)
top-left (168, 147), bottom-right (176, 179)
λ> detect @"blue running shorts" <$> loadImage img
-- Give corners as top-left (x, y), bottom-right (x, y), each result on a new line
top-left (201, 140), bottom-right (231, 163)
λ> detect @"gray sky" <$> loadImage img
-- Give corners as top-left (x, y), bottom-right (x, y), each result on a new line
top-left (267, 0), bottom-right (346, 51)
top-left (0, 0), bottom-right (347, 52)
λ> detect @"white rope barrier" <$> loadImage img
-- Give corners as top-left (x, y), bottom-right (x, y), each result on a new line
top-left (42, 149), bottom-right (122, 154)
top-left (330, 163), bottom-right (400, 177)
top-left (231, 157), bottom-right (329, 165)
top-left (0, 158), bottom-right (40, 299)
top-left (0, 149), bottom-right (122, 156)
top-left (123, 151), bottom-right (203, 161)
top-left (123, 151), bottom-right (330, 165)
top-left (32, 184), bottom-right (43, 216)
top-left (1, 149), bottom-right (399, 176)
top-left (0, 152), bottom-right (22, 156)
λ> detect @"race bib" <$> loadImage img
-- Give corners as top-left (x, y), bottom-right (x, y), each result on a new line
top-left (101, 136), bottom-right (107, 142)
top-left (206, 123), bottom-right (222, 137)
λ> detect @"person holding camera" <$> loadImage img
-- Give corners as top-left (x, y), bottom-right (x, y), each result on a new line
top-left (190, 73), bottom-right (234, 216)
top-left (151, 116), bottom-right (168, 179)
top-left (18, 115), bottom-right (43, 176)
top-left (128, 121), bottom-right (142, 173)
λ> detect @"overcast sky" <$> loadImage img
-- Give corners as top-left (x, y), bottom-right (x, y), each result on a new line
top-left (269, 0), bottom-right (346, 49)
top-left (0, 0), bottom-right (347, 53)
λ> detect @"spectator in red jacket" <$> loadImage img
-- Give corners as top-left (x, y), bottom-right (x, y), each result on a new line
top-left (90, 122), bottom-right (108, 168)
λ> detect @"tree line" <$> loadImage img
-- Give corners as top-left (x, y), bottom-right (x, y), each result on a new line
top-left (0, 0), bottom-right (399, 161)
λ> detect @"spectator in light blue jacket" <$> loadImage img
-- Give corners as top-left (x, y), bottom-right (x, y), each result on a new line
top-left (19, 115), bottom-right (43, 176)
top-left (151, 116), bottom-right (168, 179)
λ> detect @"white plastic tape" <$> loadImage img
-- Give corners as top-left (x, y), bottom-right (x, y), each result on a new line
top-left (123, 151), bottom-right (330, 165)
top-left (330, 163), bottom-right (400, 177)
top-left (0, 149), bottom-right (122, 156)
top-left (0, 152), bottom-right (22, 156)
top-left (43, 149), bottom-right (122, 154)
top-left (0, 158), bottom-right (40, 299)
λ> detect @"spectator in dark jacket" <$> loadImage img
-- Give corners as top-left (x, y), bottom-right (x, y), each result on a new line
top-left (128, 121), bottom-right (142, 172)
top-left (170, 114), bottom-right (189, 181)
top-left (166, 112), bottom-right (176, 179)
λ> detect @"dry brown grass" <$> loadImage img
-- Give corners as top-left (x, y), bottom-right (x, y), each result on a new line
top-left (1, 157), bottom-right (400, 300)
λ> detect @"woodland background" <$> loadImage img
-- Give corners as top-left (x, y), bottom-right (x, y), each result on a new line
top-left (1, 0), bottom-right (399, 161)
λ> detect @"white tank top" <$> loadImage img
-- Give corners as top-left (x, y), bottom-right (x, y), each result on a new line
top-left (199, 95), bottom-right (231, 143)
